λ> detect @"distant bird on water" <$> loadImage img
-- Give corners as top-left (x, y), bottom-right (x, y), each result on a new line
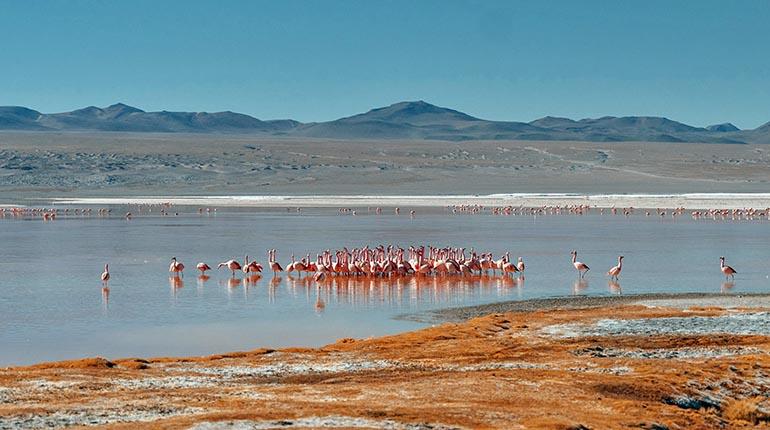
top-left (218, 259), bottom-right (242, 277)
top-left (169, 257), bottom-right (184, 277)
top-left (101, 264), bottom-right (110, 284)
top-left (571, 250), bottom-right (590, 278)
top-left (196, 262), bottom-right (211, 274)
top-left (720, 256), bottom-right (736, 280)
top-left (607, 256), bottom-right (623, 280)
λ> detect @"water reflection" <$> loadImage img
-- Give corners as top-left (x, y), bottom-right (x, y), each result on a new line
top-left (608, 279), bottom-right (622, 295)
top-left (245, 274), bottom-right (262, 286)
top-left (275, 274), bottom-right (525, 309)
top-left (572, 279), bottom-right (589, 295)
top-left (169, 276), bottom-right (184, 290)
top-left (101, 286), bottom-right (110, 311)
top-left (314, 287), bottom-right (326, 314)
top-left (721, 281), bottom-right (735, 294)
top-left (225, 277), bottom-right (242, 289)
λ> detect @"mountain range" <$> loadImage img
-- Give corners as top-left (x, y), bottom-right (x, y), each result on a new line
top-left (1, 101), bottom-right (768, 144)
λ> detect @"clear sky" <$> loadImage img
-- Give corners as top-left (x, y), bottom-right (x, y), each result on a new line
top-left (2, 0), bottom-right (769, 128)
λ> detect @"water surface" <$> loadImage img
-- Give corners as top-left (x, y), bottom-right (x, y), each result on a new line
top-left (1, 207), bottom-right (768, 365)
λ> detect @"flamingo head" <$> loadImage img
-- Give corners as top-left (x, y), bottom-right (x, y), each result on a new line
top-left (720, 256), bottom-right (725, 261)
top-left (171, 257), bottom-right (177, 262)
top-left (217, 262), bottom-right (226, 269)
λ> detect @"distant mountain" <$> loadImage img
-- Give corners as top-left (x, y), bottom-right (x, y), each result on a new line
top-left (0, 107), bottom-right (45, 130)
top-left (7, 103), bottom-right (298, 133)
top-left (706, 123), bottom-right (740, 132)
top-left (0, 101), bottom-right (766, 143)
top-left (296, 101), bottom-right (543, 140)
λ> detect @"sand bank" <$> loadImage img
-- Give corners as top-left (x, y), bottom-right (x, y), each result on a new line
top-left (49, 193), bottom-right (770, 210)
top-left (3, 293), bottom-right (770, 429)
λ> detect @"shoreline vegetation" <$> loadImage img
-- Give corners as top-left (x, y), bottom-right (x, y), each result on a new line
top-left (3, 292), bottom-right (770, 428)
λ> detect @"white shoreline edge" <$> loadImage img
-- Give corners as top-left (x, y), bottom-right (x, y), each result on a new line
top-left (41, 193), bottom-right (770, 210)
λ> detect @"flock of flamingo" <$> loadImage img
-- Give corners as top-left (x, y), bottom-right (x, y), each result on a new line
top-left (99, 246), bottom-right (739, 287)
top-left (2, 203), bottom-right (770, 221)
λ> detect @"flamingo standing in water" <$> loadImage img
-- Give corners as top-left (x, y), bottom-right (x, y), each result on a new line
top-left (196, 262), bottom-right (211, 274)
top-left (218, 259), bottom-right (242, 277)
top-left (268, 249), bottom-right (283, 276)
top-left (571, 251), bottom-right (590, 278)
top-left (169, 257), bottom-right (184, 277)
top-left (517, 257), bottom-right (525, 275)
top-left (607, 256), bottom-right (623, 280)
top-left (243, 255), bottom-right (262, 274)
top-left (286, 254), bottom-right (297, 275)
top-left (501, 252), bottom-right (519, 277)
top-left (101, 264), bottom-right (110, 285)
top-left (720, 256), bottom-right (736, 280)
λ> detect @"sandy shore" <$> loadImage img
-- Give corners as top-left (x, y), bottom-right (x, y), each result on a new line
top-left (3, 293), bottom-right (770, 429)
top-left (47, 193), bottom-right (770, 210)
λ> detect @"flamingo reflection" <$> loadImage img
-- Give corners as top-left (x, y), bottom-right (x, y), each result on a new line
top-left (314, 287), bottom-right (326, 313)
top-left (101, 285), bottom-right (110, 308)
top-left (572, 279), bottom-right (589, 295)
top-left (721, 281), bottom-right (735, 294)
top-left (608, 279), bottom-right (622, 295)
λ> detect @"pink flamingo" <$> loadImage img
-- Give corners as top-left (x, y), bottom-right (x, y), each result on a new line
top-left (607, 256), bottom-right (623, 280)
top-left (571, 251), bottom-right (590, 278)
top-left (720, 256), bottom-right (736, 280)
top-left (218, 259), bottom-right (242, 277)
top-left (286, 254), bottom-right (296, 274)
top-left (269, 249), bottom-right (283, 276)
top-left (196, 262), bottom-right (211, 274)
top-left (101, 264), bottom-right (110, 284)
top-left (169, 257), bottom-right (184, 277)
top-left (501, 252), bottom-right (519, 277)
top-left (243, 255), bottom-right (262, 274)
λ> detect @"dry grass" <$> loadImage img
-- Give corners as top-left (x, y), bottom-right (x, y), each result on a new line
top-left (722, 397), bottom-right (770, 424)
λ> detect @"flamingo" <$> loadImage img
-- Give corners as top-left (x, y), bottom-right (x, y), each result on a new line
top-left (169, 257), bottom-right (184, 277)
top-left (516, 257), bottom-right (525, 274)
top-left (571, 251), bottom-right (590, 278)
top-left (269, 249), bottom-right (283, 276)
top-left (101, 264), bottom-right (110, 284)
top-left (243, 255), bottom-right (262, 274)
top-left (218, 259), bottom-right (242, 277)
top-left (313, 270), bottom-right (326, 282)
top-left (196, 262), bottom-right (211, 274)
top-left (286, 254), bottom-right (296, 274)
top-left (720, 256), bottom-right (736, 280)
top-left (607, 255), bottom-right (623, 280)
top-left (501, 252), bottom-right (519, 277)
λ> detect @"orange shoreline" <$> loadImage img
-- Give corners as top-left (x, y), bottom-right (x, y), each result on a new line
top-left (2, 300), bottom-right (770, 429)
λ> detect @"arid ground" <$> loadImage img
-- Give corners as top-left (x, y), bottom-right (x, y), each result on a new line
top-left (2, 132), bottom-right (770, 200)
top-left (3, 294), bottom-right (770, 429)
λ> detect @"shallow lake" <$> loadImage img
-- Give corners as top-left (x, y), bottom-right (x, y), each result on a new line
top-left (1, 206), bottom-right (768, 365)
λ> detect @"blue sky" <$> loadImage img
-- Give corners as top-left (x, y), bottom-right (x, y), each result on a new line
top-left (2, 0), bottom-right (769, 128)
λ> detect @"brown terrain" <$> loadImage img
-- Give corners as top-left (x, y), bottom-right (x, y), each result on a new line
top-left (3, 299), bottom-right (770, 429)
top-left (1, 132), bottom-right (770, 201)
